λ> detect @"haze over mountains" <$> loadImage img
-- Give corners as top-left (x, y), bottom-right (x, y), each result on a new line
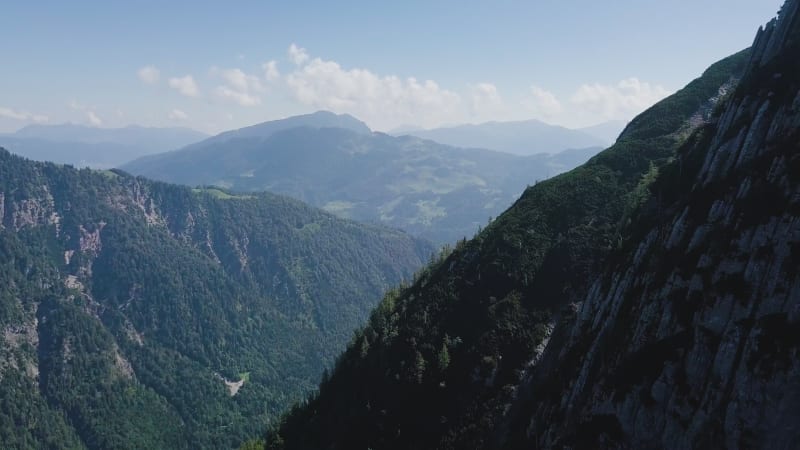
top-left (395, 118), bottom-right (624, 155)
top-left (123, 111), bottom-right (604, 243)
top-left (578, 119), bottom-right (628, 144)
top-left (0, 123), bottom-right (208, 169)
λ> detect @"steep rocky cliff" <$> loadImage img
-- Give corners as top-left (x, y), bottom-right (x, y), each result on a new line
top-left (518, 4), bottom-right (800, 448)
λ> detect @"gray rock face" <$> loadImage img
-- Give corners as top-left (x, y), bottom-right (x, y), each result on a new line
top-left (518, 3), bottom-right (800, 448)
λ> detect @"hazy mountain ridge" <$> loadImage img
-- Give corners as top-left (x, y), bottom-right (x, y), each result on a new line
top-left (578, 120), bottom-right (628, 144)
top-left (123, 119), bottom-right (603, 244)
top-left (11, 123), bottom-right (208, 146)
top-left (0, 124), bottom-right (208, 169)
top-left (396, 119), bottom-right (619, 155)
top-left (0, 148), bottom-right (433, 449)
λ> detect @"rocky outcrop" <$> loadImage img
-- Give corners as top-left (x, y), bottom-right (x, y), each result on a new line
top-left (12, 197), bottom-right (55, 231)
top-left (1, 319), bottom-right (40, 381)
top-left (78, 222), bottom-right (105, 257)
top-left (752, 0), bottom-right (800, 67)
top-left (520, 3), bottom-right (800, 448)
top-left (127, 179), bottom-right (166, 226)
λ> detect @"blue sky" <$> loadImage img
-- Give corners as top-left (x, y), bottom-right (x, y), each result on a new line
top-left (0, 0), bottom-right (784, 133)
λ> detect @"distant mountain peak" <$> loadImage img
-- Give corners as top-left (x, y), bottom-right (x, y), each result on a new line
top-left (308, 109), bottom-right (358, 120)
top-left (197, 111), bottom-right (372, 148)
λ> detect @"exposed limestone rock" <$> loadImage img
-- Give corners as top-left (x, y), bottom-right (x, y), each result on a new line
top-left (113, 350), bottom-right (134, 379)
top-left (529, 320), bottom-right (556, 368)
top-left (12, 198), bottom-right (53, 231)
top-left (49, 211), bottom-right (61, 236)
top-left (185, 210), bottom-right (196, 237)
top-left (130, 181), bottom-right (165, 226)
top-left (2, 319), bottom-right (40, 355)
top-left (124, 323), bottom-right (145, 346)
top-left (64, 273), bottom-right (106, 320)
top-left (215, 372), bottom-right (246, 396)
top-left (204, 229), bottom-right (222, 264)
top-left (64, 275), bottom-right (83, 291)
top-left (78, 222), bottom-right (105, 257)
top-left (232, 234), bottom-right (250, 270)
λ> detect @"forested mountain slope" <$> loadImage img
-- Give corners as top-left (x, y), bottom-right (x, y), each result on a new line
top-left (0, 150), bottom-right (432, 449)
top-left (264, 4), bottom-right (800, 447)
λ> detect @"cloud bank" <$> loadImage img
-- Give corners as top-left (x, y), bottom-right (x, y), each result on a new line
top-left (121, 45), bottom-right (672, 132)
top-left (212, 67), bottom-right (264, 106)
top-left (87, 111), bottom-right (103, 126)
top-left (284, 45), bottom-right (462, 130)
top-left (169, 109), bottom-right (188, 120)
top-left (169, 75), bottom-right (200, 97)
top-left (570, 78), bottom-right (670, 121)
top-left (137, 66), bottom-right (160, 84)
top-left (0, 106), bottom-right (49, 123)
top-left (278, 45), bottom-right (669, 129)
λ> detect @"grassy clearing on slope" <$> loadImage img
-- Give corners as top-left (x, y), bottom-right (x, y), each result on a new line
top-left (191, 187), bottom-right (253, 200)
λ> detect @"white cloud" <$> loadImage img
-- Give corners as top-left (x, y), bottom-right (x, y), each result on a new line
top-left (68, 100), bottom-right (85, 111)
top-left (168, 75), bottom-right (200, 97)
top-left (168, 109), bottom-right (188, 120)
top-left (211, 67), bottom-right (264, 106)
top-left (523, 85), bottom-right (563, 119)
top-left (288, 43), bottom-right (309, 65)
top-left (570, 78), bottom-right (670, 121)
top-left (87, 111), bottom-right (103, 126)
top-left (263, 60), bottom-right (280, 82)
top-left (214, 86), bottom-right (262, 106)
top-left (285, 46), bottom-right (462, 130)
top-left (67, 100), bottom-right (107, 128)
top-left (0, 106), bottom-right (49, 123)
top-left (214, 67), bottom-right (264, 93)
top-left (470, 83), bottom-right (506, 120)
top-left (137, 65), bottom-right (160, 84)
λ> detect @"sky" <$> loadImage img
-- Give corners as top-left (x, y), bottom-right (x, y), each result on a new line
top-left (0, 0), bottom-right (784, 134)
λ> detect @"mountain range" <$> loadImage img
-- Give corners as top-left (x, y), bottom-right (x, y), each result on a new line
top-left (122, 112), bottom-right (604, 244)
top-left (1, 1), bottom-right (798, 449)
top-left (0, 124), bottom-right (208, 169)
